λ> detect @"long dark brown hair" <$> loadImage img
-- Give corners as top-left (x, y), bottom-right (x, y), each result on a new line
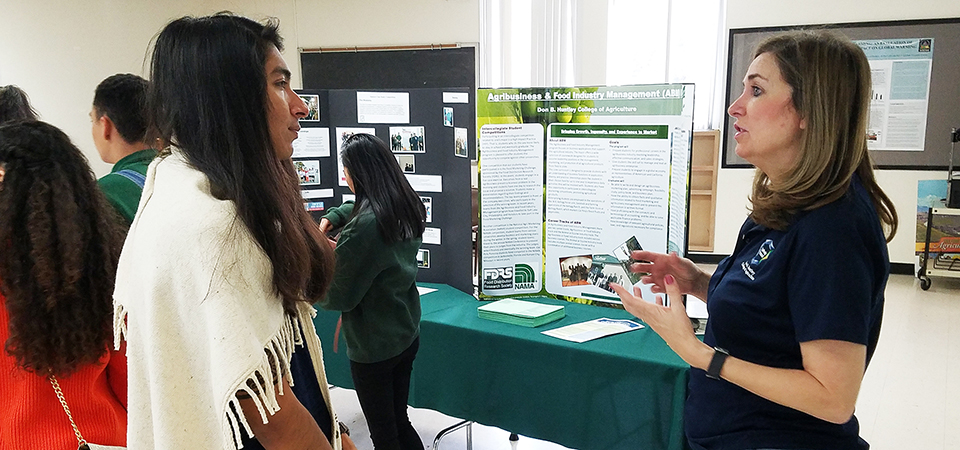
top-left (148, 14), bottom-right (334, 311)
top-left (0, 121), bottom-right (125, 375)
top-left (747, 31), bottom-right (898, 241)
top-left (341, 133), bottom-right (426, 243)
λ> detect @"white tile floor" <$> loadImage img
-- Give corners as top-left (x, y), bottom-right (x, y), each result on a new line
top-left (330, 272), bottom-right (960, 450)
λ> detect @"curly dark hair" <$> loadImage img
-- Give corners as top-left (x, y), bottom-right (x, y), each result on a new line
top-left (0, 85), bottom-right (39, 124)
top-left (0, 121), bottom-right (125, 376)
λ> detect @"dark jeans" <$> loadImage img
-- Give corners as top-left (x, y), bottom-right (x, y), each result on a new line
top-left (350, 337), bottom-right (423, 450)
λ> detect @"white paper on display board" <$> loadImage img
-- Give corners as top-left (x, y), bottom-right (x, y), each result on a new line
top-left (443, 92), bottom-right (469, 103)
top-left (335, 127), bottom-right (376, 186)
top-left (405, 174), bottom-right (443, 192)
top-left (292, 127), bottom-right (331, 158)
top-left (423, 227), bottom-right (441, 245)
top-left (544, 123), bottom-right (678, 303)
top-left (300, 188), bottom-right (334, 199)
top-left (477, 84), bottom-right (695, 302)
top-left (357, 92), bottom-right (410, 124)
top-left (478, 123), bottom-right (545, 296)
top-left (855, 38), bottom-right (933, 151)
top-left (668, 128), bottom-right (690, 255)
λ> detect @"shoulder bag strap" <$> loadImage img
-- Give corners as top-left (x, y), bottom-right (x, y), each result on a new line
top-left (49, 375), bottom-right (90, 450)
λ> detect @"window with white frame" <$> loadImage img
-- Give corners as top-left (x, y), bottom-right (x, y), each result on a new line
top-left (480, 0), bottom-right (726, 129)
top-left (607, 0), bottom-right (726, 129)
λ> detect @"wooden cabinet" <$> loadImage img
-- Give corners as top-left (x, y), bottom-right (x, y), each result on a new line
top-left (688, 130), bottom-right (720, 252)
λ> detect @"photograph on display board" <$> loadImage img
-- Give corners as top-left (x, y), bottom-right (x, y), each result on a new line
top-left (299, 94), bottom-right (320, 121)
top-left (611, 235), bottom-right (644, 274)
top-left (586, 254), bottom-right (632, 296)
top-left (443, 107), bottom-right (454, 127)
top-left (395, 154), bottom-right (416, 173)
top-left (454, 127), bottom-right (468, 158)
top-left (294, 160), bottom-right (321, 185)
top-left (303, 201), bottom-right (324, 213)
top-left (417, 249), bottom-right (430, 268)
top-left (420, 196), bottom-right (433, 223)
top-left (389, 126), bottom-right (425, 153)
top-left (559, 255), bottom-right (591, 286)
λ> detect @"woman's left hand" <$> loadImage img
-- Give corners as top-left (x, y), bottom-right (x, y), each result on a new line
top-left (610, 275), bottom-right (710, 369)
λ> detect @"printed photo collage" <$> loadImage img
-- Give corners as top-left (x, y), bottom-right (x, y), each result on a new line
top-left (558, 236), bottom-right (644, 299)
top-left (293, 92), bottom-right (471, 271)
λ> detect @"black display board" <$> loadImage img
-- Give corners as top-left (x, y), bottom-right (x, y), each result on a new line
top-left (294, 88), bottom-right (476, 295)
top-left (724, 18), bottom-right (960, 170)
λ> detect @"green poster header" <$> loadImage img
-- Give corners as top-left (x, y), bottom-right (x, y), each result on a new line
top-left (549, 124), bottom-right (668, 139)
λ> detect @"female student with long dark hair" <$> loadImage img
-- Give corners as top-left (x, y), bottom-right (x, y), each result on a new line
top-left (0, 121), bottom-right (127, 448)
top-left (318, 133), bottom-right (426, 450)
top-left (113, 14), bottom-right (344, 449)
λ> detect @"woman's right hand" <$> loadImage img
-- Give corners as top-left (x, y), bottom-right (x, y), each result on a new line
top-left (318, 218), bottom-right (332, 234)
top-left (629, 250), bottom-right (710, 301)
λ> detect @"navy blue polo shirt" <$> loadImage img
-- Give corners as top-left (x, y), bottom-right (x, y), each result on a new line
top-left (685, 175), bottom-right (889, 450)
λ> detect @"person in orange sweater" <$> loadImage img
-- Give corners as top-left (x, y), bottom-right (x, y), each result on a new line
top-left (0, 120), bottom-right (127, 449)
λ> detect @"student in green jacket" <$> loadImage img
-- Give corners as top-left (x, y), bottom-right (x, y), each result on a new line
top-left (318, 133), bottom-right (426, 450)
top-left (90, 73), bottom-right (157, 225)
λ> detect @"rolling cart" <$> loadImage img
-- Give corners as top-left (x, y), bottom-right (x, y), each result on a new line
top-left (917, 127), bottom-right (960, 290)
top-left (917, 207), bottom-right (960, 290)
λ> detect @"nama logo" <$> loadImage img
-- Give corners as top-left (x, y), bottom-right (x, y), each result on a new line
top-left (514, 263), bottom-right (537, 290)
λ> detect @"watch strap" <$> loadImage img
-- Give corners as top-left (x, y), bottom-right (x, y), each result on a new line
top-left (706, 347), bottom-right (729, 380)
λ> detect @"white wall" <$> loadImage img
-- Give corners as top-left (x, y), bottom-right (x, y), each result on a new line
top-left (716, 0), bottom-right (960, 264)
top-left (0, 0), bottom-right (478, 176)
top-left (2, 0), bottom-right (953, 264)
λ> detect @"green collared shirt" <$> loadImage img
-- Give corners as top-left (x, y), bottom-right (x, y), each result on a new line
top-left (98, 149), bottom-right (157, 225)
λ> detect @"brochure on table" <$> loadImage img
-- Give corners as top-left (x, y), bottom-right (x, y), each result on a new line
top-left (477, 84), bottom-right (694, 306)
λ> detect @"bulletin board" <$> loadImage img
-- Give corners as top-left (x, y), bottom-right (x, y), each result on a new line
top-left (298, 45), bottom-right (477, 295)
top-left (723, 18), bottom-right (960, 170)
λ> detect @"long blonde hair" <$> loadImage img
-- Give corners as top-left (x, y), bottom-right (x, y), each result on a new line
top-left (747, 31), bottom-right (897, 242)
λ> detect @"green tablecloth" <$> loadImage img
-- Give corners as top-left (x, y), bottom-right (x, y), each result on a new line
top-left (313, 283), bottom-right (690, 450)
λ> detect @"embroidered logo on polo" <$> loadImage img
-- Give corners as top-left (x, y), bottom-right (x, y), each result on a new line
top-left (741, 239), bottom-right (775, 281)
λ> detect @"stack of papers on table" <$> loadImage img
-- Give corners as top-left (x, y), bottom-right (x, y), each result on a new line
top-left (477, 298), bottom-right (565, 327)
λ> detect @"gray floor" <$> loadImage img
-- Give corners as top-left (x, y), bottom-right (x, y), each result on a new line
top-left (330, 271), bottom-right (960, 450)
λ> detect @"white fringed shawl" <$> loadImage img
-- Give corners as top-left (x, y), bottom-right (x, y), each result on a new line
top-left (114, 151), bottom-right (341, 450)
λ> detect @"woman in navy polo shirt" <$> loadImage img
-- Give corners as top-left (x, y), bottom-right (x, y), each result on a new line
top-left (612, 31), bottom-right (898, 450)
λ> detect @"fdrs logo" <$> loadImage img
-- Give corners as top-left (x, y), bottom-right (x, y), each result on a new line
top-left (482, 266), bottom-right (514, 290)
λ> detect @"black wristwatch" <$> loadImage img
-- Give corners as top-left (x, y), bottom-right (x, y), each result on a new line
top-left (706, 347), bottom-right (729, 380)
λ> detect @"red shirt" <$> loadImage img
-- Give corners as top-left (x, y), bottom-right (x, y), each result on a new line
top-left (0, 291), bottom-right (127, 449)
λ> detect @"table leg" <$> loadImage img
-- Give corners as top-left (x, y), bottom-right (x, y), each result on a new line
top-left (432, 419), bottom-right (473, 450)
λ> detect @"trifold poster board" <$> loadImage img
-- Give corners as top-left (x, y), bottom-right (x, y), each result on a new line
top-left (477, 84), bottom-right (694, 306)
top-left (293, 88), bottom-right (476, 295)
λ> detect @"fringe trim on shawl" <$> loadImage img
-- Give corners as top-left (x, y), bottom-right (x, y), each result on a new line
top-left (113, 301), bottom-right (127, 350)
top-left (223, 313), bottom-right (304, 449)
